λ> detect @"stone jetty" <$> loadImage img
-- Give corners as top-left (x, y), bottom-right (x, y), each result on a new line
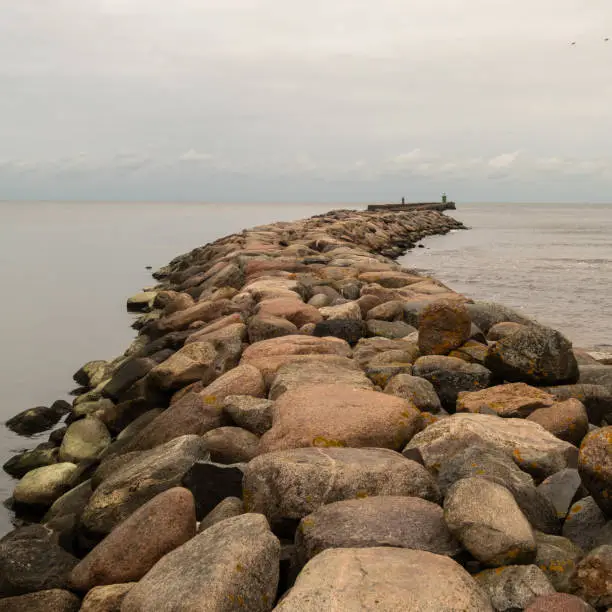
top-left (2, 208), bottom-right (611, 611)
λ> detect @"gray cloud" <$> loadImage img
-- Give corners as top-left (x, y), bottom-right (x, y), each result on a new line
top-left (1, 0), bottom-right (611, 201)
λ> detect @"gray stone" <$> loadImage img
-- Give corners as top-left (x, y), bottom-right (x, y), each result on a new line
top-left (475, 565), bottom-right (555, 611)
top-left (243, 447), bottom-right (440, 525)
top-left (438, 445), bottom-right (560, 534)
top-left (0, 526), bottom-right (78, 597)
top-left (5, 401), bottom-right (71, 436)
top-left (525, 593), bottom-right (596, 612)
top-left (274, 547), bottom-right (493, 611)
top-left (537, 468), bottom-right (585, 520)
top-left (578, 365), bottom-right (612, 391)
top-left (563, 497), bottom-right (607, 551)
top-left (485, 324), bottom-right (579, 386)
top-left (81, 435), bottom-right (207, 536)
top-left (405, 412), bottom-right (578, 480)
top-left (223, 395), bottom-right (273, 435)
top-left (3, 443), bottom-right (59, 479)
top-left (198, 497), bottom-right (244, 533)
top-left (412, 355), bottom-right (492, 410)
top-left (43, 479), bottom-right (92, 524)
top-left (444, 477), bottom-right (537, 566)
top-left (366, 319), bottom-right (417, 339)
top-left (384, 374), bottom-right (442, 412)
top-left (295, 496), bottom-right (460, 566)
top-left (535, 531), bottom-right (584, 593)
top-left (121, 514), bottom-right (280, 612)
top-left (466, 301), bottom-right (532, 334)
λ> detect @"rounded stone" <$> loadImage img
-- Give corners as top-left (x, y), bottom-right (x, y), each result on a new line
top-left (13, 463), bottom-right (77, 507)
top-left (59, 417), bottom-right (111, 463)
top-left (418, 300), bottom-right (472, 356)
top-left (444, 477), bottom-right (537, 566)
top-left (578, 426), bottom-right (612, 516)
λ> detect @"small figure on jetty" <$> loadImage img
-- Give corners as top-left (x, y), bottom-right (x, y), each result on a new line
top-left (441, 192), bottom-right (447, 204)
top-left (401, 197), bottom-right (405, 205)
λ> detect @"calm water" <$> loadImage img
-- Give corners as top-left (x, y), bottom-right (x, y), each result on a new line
top-left (402, 202), bottom-right (612, 348)
top-left (0, 200), bottom-right (610, 534)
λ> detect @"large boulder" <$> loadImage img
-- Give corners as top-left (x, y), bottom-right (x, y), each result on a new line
top-left (577, 364), bottom-right (612, 390)
top-left (13, 463), bottom-right (77, 507)
top-left (121, 514), bottom-right (280, 612)
top-left (319, 301), bottom-right (362, 321)
top-left (0, 589), bottom-right (81, 612)
top-left (81, 435), bottom-right (207, 536)
top-left (475, 565), bottom-right (555, 611)
top-left (535, 531), bottom-right (584, 593)
top-left (412, 355), bottom-right (492, 410)
top-left (418, 300), bottom-right (472, 355)
top-left (456, 383), bottom-right (554, 418)
top-left (444, 477), bottom-right (537, 566)
top-left (570, 544), bottom-right (612, 609)
top-left (243, 447), bottom-right (440, 525)
top-left (259, 384), bottom-right (423, 454)
top-left (366, 319), bottom-right (416, 339)
top-left (437, 445), bottom-right (559, 534)
top-left (485, 324), bottom-right (579, 386)
top-left (59, 417), bottom-right (111, 463)
top-left (146, 342), bottom-right (217, 391)
top-left (121, 389), bottom-right (227, 452)
top-left (5, 401), bottom-right (71, 436)
top-left (353, 336), bottom-right (420, 368)
top-left (578, 426), bottom-right (612, 516)
top-left (0, 526), bottom-right (78, 597)
top-left (526, 399), bottom-right (589, 446)
top-left (70, 488), bottom-right (195, 591)
top-left (223, 395), bottom-right (273, 435)
top-left (404, 413), bottom-right (578, 479)
top-left (295, 496), bottom-right (460, 566)
top-left (384, 374), bottom-right (442, 413)
top-left (274, 547), bottom-right (493, 611)
top-left (268, 359), bottom-right (372, 400)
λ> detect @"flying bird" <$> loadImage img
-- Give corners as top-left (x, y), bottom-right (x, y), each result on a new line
top-left (570, 41), bottom-right (576, 46)
top-left (605, 37), bottom-right (609, 42)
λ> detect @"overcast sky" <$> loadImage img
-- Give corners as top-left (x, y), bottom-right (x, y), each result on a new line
top-left (1, 0), bottom-right (611, 202)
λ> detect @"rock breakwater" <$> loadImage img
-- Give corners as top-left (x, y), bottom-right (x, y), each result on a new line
top-left (2, 208), bottom-right (611, 611)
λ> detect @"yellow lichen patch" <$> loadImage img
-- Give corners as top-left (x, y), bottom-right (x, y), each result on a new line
top-left (242, 489), bottom-right (253, 511)
top-left (505, 547), bottom-right (521, 560)
top-left (355, 490), bottom-right (369, 499)
top-left (312, 436), bottom-right (346, 448)
top-left (203, 395), bottom-right (217, 405)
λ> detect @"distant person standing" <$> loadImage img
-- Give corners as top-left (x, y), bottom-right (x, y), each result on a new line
top-left (441, 192), bottom-right (447, 203)
top-left (401, 197), bottom-right (405, 204)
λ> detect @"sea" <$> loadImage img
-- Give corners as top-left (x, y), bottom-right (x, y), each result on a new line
top-left (0, 200), bottom-right (610, 534)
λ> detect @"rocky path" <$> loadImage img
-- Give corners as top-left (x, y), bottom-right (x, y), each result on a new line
top-left (1, 208), bottom-right (611, 611)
